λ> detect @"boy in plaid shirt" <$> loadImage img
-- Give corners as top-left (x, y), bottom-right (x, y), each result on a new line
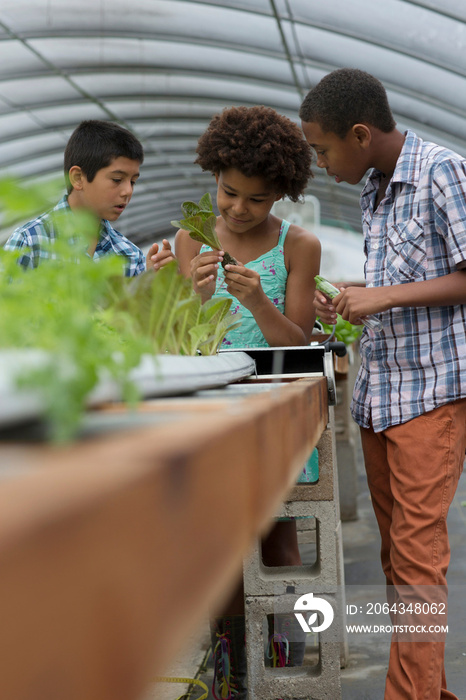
top-left (301, 68), bottom-right (466, 700)
top-left (5, 119), bottom-right (173, 274)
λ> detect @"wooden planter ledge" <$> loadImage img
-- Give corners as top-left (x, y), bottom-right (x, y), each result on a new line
top-left (0, 376), bottom-right (328, 700)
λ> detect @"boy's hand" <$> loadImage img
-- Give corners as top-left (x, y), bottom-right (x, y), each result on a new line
top-left (146, 239), bottom-right (176, 271)
top-left (191, 250), bottom-right (224, 302)
top-left (224, 263), bottom-right (265, 310)
top-left (334, 285), bottom-right (388, 325)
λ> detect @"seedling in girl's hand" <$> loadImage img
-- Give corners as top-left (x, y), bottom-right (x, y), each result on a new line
top-left (171, 192), bottom-right (237, 268)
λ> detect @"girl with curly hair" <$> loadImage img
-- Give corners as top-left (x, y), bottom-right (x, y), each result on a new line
top-left (175, 105), bottom-right (321, 699)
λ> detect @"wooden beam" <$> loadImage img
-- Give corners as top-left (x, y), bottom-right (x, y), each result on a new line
top-left (0, 377), bottom-right (327, 700)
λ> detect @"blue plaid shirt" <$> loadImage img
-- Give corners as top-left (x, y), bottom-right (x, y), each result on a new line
top-left (4, 195), bottom-right (146, 277)
top-left (352, 131), bottom-right (466, 432)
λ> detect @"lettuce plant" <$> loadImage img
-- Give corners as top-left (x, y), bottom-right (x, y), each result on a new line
top-left (320, 316), bottom-right (364, 345)
top-left (103, 261), bottom-right (241, 356)
top-left (0, 178), bottom-right (242, 441)
top-left (171, 192), bottom-right (237, 267)
top-left (0, 223), bottom-right (145, 442)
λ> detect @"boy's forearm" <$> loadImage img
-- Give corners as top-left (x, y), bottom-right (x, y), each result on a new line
top-left (330, 268), bottom-right (466, 308)
top-left (333, 280), bottom-right (366, 288)
top-left (386, 270), bottom-right (466, 308)
top-left (333, 270), bottom-right (466, 325)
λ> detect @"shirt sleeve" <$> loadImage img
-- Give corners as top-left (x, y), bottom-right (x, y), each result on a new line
top-left (133, 248), bottom-right (146, 276)
top-left (432, 158), bottom-right (466, 266)
top-left (3, 227), bottom-right (35, 269)
top-left (99, 223), bottom-right (146, 277)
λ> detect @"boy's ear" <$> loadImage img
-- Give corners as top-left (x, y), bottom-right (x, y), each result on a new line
top-left (351, 123), bottom-right (372, 148)
top-left (68, 165), bottom-right (85, 191)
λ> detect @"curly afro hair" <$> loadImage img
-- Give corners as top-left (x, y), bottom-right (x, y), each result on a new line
top-left (195, 105), bottom-right (313, 202)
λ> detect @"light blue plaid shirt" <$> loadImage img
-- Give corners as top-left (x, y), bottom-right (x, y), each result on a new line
top-left (352, 131), bottom-right (466, 432)
top-left (4, 195), bottom-right (146, 277)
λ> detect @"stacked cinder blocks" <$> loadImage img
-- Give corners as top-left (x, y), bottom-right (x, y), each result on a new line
top-left (243, 409), bottom-right (347, 700)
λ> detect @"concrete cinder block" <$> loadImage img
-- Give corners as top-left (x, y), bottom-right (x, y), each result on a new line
top-left (243, 500), bottom-right (341, 597)
top-left (243, 417), bottom-right (348, 697)
top-left (296, 517), bottom-right (316, 545)
top-left (286, 421), bottom-right (338, 503)
top-left (244, 595), bottom-right (342, 700)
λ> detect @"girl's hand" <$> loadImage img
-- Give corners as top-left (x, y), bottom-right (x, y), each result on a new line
top-left (191, 250), bottom-right (224, 301)
top-left (314, 289), bottom-right (338, 326)
top-left (146, 239), bottom-right (176, 271)
top-left (224, 263), bottom-right (265, 310)
top-left (313, 283), bottom-right (347, 326)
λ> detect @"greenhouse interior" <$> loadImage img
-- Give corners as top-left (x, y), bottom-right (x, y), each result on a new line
top-left (0, 2), bottom-right (466, 700)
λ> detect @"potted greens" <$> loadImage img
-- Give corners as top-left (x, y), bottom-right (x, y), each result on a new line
top-left (0, 180), bottom-right (252, 441)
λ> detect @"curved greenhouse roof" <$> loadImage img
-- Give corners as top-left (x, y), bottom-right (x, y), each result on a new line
top-left (1, 0), bottom-right (466, 245)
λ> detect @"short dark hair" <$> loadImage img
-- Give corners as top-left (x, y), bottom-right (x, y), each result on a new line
top-left (299, 68), bottom-right (396, 138)
top-left (64, 120), bottom-right (144, 193)
top-left (195, 105), bottom-right (313, 202)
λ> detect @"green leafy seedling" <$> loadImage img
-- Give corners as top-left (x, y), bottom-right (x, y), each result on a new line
top-left (171, 192), bottom-right (237, 268)
top-left (320, 316), bottom-right (363, 346)
top-left (315, 275), bottom-right (364, 344)
top-left (0, 178), bottom-right (243, 441)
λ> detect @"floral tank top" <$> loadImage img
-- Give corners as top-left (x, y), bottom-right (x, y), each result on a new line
top-left (200, 219), bottom-right (290, 348)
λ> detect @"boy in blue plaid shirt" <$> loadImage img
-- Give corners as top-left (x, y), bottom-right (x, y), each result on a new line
top-left (4, 120), bottom-right (173, 275)
top-left (301, 69), bottom-right (466, 700)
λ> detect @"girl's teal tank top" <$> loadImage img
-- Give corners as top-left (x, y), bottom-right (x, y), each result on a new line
top-left (200, 219), bottom-right (291, 348)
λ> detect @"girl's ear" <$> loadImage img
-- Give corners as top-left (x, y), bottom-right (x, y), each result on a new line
top-left (274, 194), bottom-right (283, 202)
top-left (68, 165), bottom-right (84, 190)
top-left (215, 172), bottom-right (220, 185)
top-left (352, 123), bottom-right (372, 149)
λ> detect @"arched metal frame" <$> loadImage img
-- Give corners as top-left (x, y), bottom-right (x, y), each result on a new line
top-left (1, 0), bottom-right (465, 245)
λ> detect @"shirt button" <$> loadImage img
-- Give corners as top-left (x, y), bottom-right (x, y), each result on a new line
top-left (372, 243), bottom-right (379, 250)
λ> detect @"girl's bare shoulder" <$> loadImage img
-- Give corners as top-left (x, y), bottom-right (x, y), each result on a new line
top-left (283, 222), bottom-right (321, 255)
top-left (174, 228), bottom-right (202, 256)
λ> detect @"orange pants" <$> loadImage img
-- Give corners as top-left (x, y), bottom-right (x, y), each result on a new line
top-left (360, 399), bottom-right (466, 700)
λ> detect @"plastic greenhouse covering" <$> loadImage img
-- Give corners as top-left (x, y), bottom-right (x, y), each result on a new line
top-left (0, 0), bottom-right (465, 246)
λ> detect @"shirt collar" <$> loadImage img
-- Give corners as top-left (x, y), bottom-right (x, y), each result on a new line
top-left (390, 130), bottom-right (423, 186)
top-left (361, 129), bottom-right (422, 199)
top-left (56, 193), bottom-right (110, 237)
top-left (53, 193), bottom-right (71, 212)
